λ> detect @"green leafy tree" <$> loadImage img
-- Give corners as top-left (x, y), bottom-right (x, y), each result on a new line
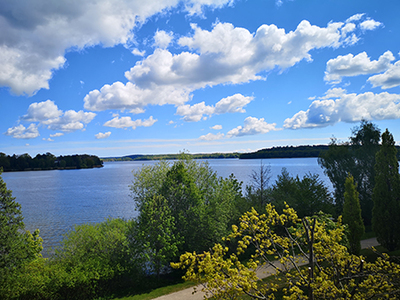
top-left (134, 194), bottom-right (181, 278)
top-left (319, 120), bottom-right (381, 224)
top-left (53, 218), bottom-right (137, 299)
top-left (372, 129), bottom-right (400, 251)
top-left (173, 204), bottom-right (400, 299)
top-left (269, 168), bottom-right (334, 218)
top-left (130, 154), bottom-right (243, 255)
top-left (0, 170), bottom-right (43, 299)
top-left (343, 174), bottom-right (364, 255)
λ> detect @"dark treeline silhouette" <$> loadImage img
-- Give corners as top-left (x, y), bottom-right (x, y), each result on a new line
top-left (240, 145), bottom-right (330, 159)
top-left (0, 152), bottom-right (103, 172)
top-left (103, 152), bottom-right (240, 161)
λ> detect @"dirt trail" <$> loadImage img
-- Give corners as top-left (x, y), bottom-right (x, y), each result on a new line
top-left (153, 238), bottom-right (379, 300)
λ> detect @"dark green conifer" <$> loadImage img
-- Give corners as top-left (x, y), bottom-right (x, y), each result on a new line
top-left (372, 129), bottom-right (400, 251)
top-left (343, 174), bottom-right (364, 255)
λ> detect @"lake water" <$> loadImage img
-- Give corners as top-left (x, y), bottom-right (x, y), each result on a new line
top-left (2, 157), bottom-right (331, 253)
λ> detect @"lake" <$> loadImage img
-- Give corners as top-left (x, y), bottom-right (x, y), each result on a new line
top-left (2, 157), bottom-right (331, 253)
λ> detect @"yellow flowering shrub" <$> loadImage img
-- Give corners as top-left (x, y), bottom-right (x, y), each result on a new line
top-left (172, 204), bottom-right (400, 299)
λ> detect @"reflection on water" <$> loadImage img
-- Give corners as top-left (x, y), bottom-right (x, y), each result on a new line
top-left (2, 158), bottom-right (330, 252)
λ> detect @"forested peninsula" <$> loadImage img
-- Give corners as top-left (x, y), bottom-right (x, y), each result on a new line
top-left (0, 152), bottom-right (103, 172)
top-left (104, 144), bottom-right (400, 161)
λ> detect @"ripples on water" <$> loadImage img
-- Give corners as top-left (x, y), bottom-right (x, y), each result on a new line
top-left (2, 158), bottom-right (331, 252)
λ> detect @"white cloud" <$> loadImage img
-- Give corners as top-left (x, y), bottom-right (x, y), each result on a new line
top-left (132, 48), bottom-right (146, 56)
top-left (5, 124), bottom-right (40, 139)
top-left (0, 0), bottom-right (234, 96)
top-left (226, 117), bottom-right (279, 137)
top-left (324, 51), bottom-right (395, 83)
top-left (41, 110), bottom-right (96, 132)
top-left (368, 61), bottom-right (400, 89)
top-left (43, 138), bottom-right (54, 142)
top-left (87, 15), bottom-right (376, 114)
top-left (284, 88), bottom-right (400, 129)
top-left (84, 81), bottom-right (190, 112)
top-left (18, 100), bottom-right (96, 133)
top-left (176, 93), bottom-right (253, 121)
top-left (154, 30), bottom-right (174, 48)
top-left (50, 132), bottom-right (64, 137)
top-left (22, 100), bottom-right (63, 121)
top-left (104, 116), bottom-right (157, 129)
top-left (360, 19), bottom-right (382, 31)
top-left (346, 13), bottom-right (365, 23)
top-left (211, 124), bottom-right (222, 130)
top-left (95, 131), bottom-right (112, 139)
top-left (199, 132), bottom-right (224, 140)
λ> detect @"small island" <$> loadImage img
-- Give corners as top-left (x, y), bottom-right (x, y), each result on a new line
top-left (0, 152), bottom-right (103, 172)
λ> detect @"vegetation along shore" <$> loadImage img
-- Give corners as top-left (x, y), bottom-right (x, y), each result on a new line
top-left (1, 121), bottom-right (400, 300)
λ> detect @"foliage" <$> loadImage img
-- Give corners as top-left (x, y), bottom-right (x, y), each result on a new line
top-left (268, 168), bottom-right (334, 218)
top-left (134, 194), bottom-right (181, 278)
top-left (240, 145), bottom-right (329, 159)
top-left (51, 218), bottom-right (138, 299)
top-left (343, 174), bottom-right (365, 255)
top-left (0, 152), bottom-right (103, 171)
top-left (245, 161), bottom-right (272, 212)
top-left (372, 129), bottom-right (400, 251)
top-left (319, 120), bottom-right (381, 224)
top-left (130, 154), bottom-right (243, 268)
top-left (0, 170), bottom-right (43, 299)
top-left (173, 204), bottom-right (400, 299)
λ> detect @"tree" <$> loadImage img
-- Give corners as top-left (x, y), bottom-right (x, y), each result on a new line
top-left (372, 129), bottom-right (400, 251)
top-left (130, 154), bottom-right (243, 255)
top-left (319, 120), bottom-right (381, 224)
top-left (173, 204), bottom-right (400, 299)
top-left (245, 161), bottom-right (272, 212)
top-left (134, 194), bottom-right (181, 278)
top-left (269, 168), bottom-right (334, 218)
top-left (343, 174), bottom-right (364, 255)
top-left (0, 170), bottom-right (43, 298)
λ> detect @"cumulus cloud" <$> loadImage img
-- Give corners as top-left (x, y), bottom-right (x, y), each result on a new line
top-left (0, 0), bottom-right (234, 96)
top-left (50, 132), bottom-right (64, 137)
top-left (324, 51), bottom-right (395, 83)
top-left (284, 88), bottom-right (400, 129)
top-left (360, 19), bottom-right (382, 31)
top-left (95, 131), bottom-right (112, 139)
top-left (104, 116), bottom-right (157, 129)
top-left (199, 132), bottom-right (224, 140)
top-left (11, 100), bottom-right (96, 136)
top-left (42, 110), bottom-right (96, 132)
top-left (226, 117), bottom-right (279, 137)
top-left (211, 124), bottom-right (222, 130)
top-left (22, 99), bottom-right (63, 121)
top-left (154, 30), bottom-right (174, 48)
top-left (84, 81), bottom-right (190, 112)
top-left (5, 124), bottom-right (40, 139)
top-left (176, 93), bottom-right (253, 121)
top-left (368, 61), bottom-right (400, 89)
top-left (85, 15), bottom-right (377, 114)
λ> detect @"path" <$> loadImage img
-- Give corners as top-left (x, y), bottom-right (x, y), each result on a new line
top-left (153, 238), bottom-right (379, 300)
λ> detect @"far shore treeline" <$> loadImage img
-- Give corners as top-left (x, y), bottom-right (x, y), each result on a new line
top-left (103, 144), bottom-right (400, 161)
top-left (0, 152), bottom-right (103, 172)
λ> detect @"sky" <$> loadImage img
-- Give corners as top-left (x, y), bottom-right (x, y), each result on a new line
top-left (1, 0), bottom-right (400, 158)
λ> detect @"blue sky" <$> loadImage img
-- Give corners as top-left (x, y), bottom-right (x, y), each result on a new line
top-left (1, 0), bottom-right (400, 157)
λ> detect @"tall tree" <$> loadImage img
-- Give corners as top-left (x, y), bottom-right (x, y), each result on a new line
top-left (372, 129), bottom-right (400, 251)
top-left (343, 174), bottom-right (364, 255)
top-left (0, 170), bottom-right (42, 294)
top-left (319, 120), bottom-right (381, 224)
top-left (135, 194), bottom-right (181, 278)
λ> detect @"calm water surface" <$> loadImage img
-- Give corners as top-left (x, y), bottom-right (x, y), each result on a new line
top-left (2, 158), bottom-right (330, 252)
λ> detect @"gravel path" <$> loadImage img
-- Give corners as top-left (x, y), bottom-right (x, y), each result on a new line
top-left (153, 238), bottom-right (380, 300)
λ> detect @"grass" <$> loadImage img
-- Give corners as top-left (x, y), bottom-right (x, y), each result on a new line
top-left (108, 281), bottom-right (197, 300)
